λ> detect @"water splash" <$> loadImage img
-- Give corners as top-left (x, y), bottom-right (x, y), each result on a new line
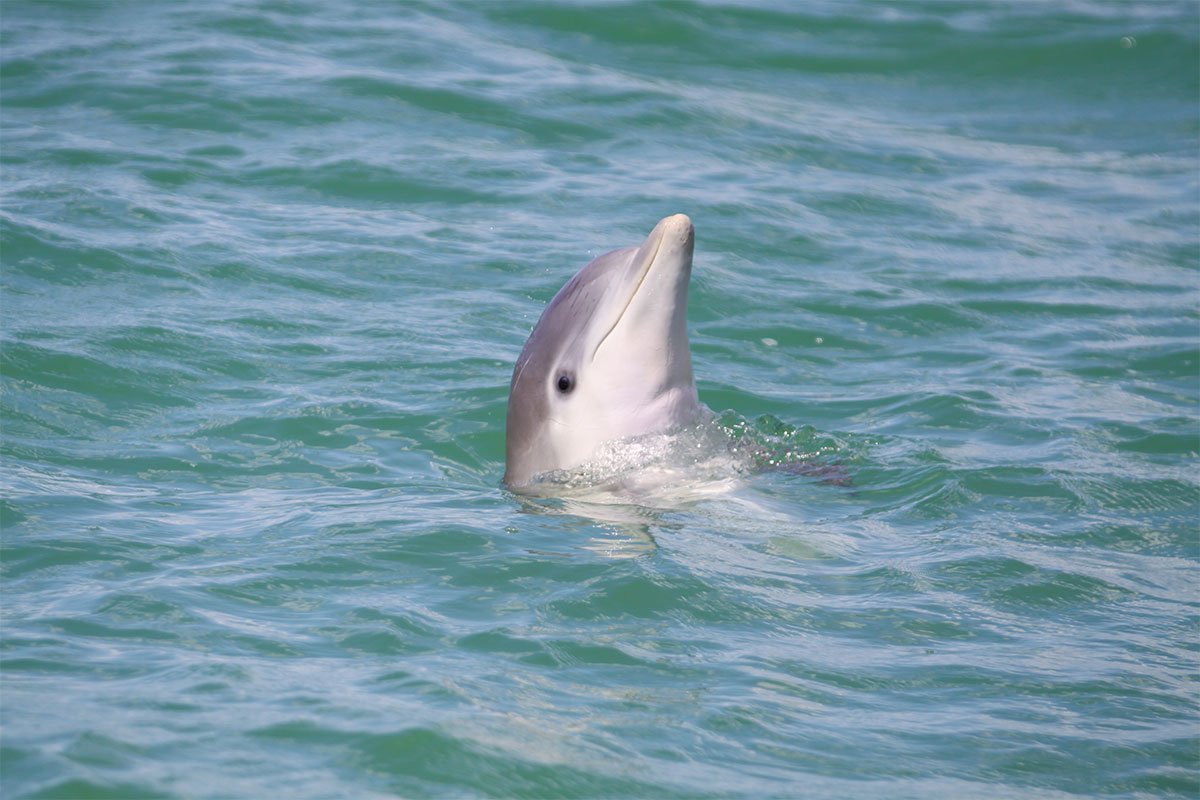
top-left (522, 408), bottom-right (854, 506)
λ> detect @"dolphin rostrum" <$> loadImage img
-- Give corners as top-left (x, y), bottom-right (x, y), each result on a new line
top-left (504, 214), bottom-right (704, 488)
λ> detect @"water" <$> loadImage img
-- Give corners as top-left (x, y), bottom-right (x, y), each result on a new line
top-left (2, 1), bottom-right (1197, 797)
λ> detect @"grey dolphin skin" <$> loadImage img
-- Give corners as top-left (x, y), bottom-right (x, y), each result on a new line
top-left (504, 214), bottom-right (703, 488)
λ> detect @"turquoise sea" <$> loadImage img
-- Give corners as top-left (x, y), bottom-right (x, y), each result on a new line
top-left (2, 2), bottom-right (1198, 798)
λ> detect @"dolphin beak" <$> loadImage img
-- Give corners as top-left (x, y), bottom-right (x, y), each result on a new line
top-left (658, 213), bottom-right (693, 243)
top-left (643, 214), bottom-right (695, 288)
top-left (591, 214), bottom-right (695, 363)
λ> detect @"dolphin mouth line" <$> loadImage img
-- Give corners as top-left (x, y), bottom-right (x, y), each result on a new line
top-left (590, 229), bottom-right (664, 362)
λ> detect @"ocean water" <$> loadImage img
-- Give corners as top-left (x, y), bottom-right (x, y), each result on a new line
top-left (2, 1), bottom-right (1198, 797)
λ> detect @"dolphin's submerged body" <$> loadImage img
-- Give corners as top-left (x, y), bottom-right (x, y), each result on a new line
top-left (504, 214), bottom-right (709, 489)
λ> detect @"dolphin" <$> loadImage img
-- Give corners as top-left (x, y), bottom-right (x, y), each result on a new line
top-left (504, 214), bottom-right (704, 488)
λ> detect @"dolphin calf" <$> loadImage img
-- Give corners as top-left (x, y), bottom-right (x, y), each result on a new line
top-left (504, 214), bottom-right (704, 488)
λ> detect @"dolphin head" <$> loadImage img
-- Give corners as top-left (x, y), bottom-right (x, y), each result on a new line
top-left (504, 214), bottom-right (702, 487)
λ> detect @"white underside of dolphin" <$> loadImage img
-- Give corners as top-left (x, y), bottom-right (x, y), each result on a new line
top-left (504, 214), bottom-right (705, 488)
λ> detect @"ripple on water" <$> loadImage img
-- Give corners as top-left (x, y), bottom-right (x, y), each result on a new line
top-left (2, 1), bottom-right (1197, 798)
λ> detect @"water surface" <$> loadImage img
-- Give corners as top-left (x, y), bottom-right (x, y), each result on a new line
top-left (2, 2), bottom-right (1198, 798)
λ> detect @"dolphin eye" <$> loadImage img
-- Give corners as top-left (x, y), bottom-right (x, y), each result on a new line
top-left (556, 373), bottom-right (574, 394)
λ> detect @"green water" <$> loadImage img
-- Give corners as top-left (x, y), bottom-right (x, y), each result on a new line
top-left (2, 2), bottom-right (1198, 798)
